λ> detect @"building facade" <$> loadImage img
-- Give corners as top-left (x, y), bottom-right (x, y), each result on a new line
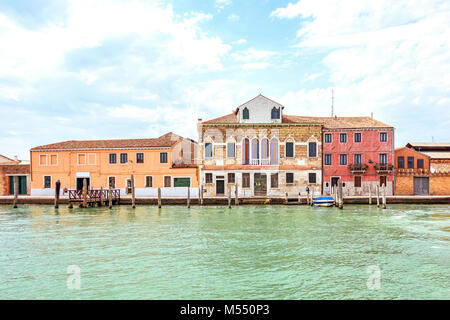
top-left (395, 143), bottom-right (450, 195)
top-left (197, 94), bottom-right (323, 198)
top-left (30, 132), bottom-right (198, 196)
top-left (0, 155), bottom-right (30, 195)
top-left (321, 117), bottom-right (395, 196)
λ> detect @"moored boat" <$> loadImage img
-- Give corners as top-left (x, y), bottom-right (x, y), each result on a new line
top-left (312, 196), bottom-right (334, 207)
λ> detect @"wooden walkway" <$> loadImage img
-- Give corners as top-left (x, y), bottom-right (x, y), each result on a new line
top-left (68, 189), bottom-right (120, 207)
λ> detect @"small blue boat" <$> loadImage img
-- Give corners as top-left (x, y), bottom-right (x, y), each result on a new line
top-left (312, 196), bottom-right (334, 207)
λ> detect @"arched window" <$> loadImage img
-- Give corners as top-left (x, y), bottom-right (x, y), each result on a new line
top-left (261, 138), bottom-right (269, 163)
top-left (242, 138), bottom-right (250, 165)
top-left (270, 138), bottom-right (278, 165)
top-left (251, 138), bottom-right (259, 163)
top-left (271, 107), bottom-right (280, 119)
top-left (243, 107), bottom-right (249, 120)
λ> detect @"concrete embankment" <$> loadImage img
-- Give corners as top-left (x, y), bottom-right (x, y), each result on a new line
top-left (1, 195), bottom-right (450, 205)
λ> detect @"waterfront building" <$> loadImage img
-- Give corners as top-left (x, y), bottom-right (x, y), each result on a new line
top-left (395, 143), bottom-right (450, 195)
top-left (30, 132), bottom-right (198, 196)
top-left (320, 116), bottom-right (395, 195)
top-left (0, 155), bottom-right (30, 195)
top-left (197, 94), bottom-right (323, 197)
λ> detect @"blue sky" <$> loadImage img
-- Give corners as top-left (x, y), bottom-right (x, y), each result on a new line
top-left (0, 0), bottom-right (449, 159)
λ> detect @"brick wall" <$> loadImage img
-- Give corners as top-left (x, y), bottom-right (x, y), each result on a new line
top-left (0, 164), bottom-right (31, 195)
top-left (395, 172), bottom-right (450, 195)
top-left (395, 175), bottom-right (414, 195)
top-left (430, 175), bottom-right (450, 195)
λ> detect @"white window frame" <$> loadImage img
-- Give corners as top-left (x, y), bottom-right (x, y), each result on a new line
top-left (353, 153), bottom-right (363, 165)
top-left (204, 143), bottom-right (213, 159)
top-left (354, 132), bottom-right (362, 143)
top-left (226, 142), bottom-right (236, 158)
top-left (308, 172), bottom-right (317, 184)
top-left (43, 175), bottom-right (52, 189)
top-left (324, 153), bottom-right (332, 166)
top-left (77, 153), bottom-right (87, 166)
top-left (339, 133), bottom-right (347, 143)
top-left (49, 154), bottom-right (58, 166)
top-left (286, 172), bottom-right (294, 185)
top-left (120, 153), bottom-right (128, 164)
top-left (307, 141), bottom-right (318, 158)
top-left (39, 154), bottom-right (48, 166)
top-left (379, 132), bottom-right (388, 142)
top-left (324, 133), bottom-right (332, 143)
top-left (354, 175), bottom-right (362, 188)
top-left (109, 153), bottom-right (117, 164)
top-left (339, 153), bottom-right (348, 166)
top-left (136, 152), bottom-right (145, 164)
top-left (270, 173), bottom-right (279, 189)
top-left (87, 153), bottom-right (96, 165)
top-left (285, 139), bottom-right (295, 158)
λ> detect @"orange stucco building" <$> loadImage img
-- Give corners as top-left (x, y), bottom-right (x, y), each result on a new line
top-left (30, 132), bottom-right (198, 196)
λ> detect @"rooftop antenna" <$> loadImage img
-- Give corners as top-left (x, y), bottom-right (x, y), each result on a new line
top-left (331, 88), bottom-right (334, 117)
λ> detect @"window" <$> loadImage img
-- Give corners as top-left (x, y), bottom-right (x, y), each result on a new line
top-left (417, 159), bottom-right (424, 169)
top-left (380, 132), bottom-right (387, 142)
top-left (324, 154), bottom-right (332, 165)
top-left (164, 176), bottom-right (171, 187)
top-left (261, 139), bottom-right (269, 160)
top-left (160, 152), bottom-right (168, 163)
top-left (145, 176), bottom-right (152, 187)
top-left (271, 107), bottom-right (280, 119)
top-left (44, 176), bottom-right (51, 189)
top-left (120, 153), bottom-right (128, 164)
top-left (324, 133), bottom-right (332, 143)
top-left (50, 155), bottom-right (57, 165)
top-left (308, 142), bottom-right (317, 158)
top-left (354, 176), bottom-right (362, 188)
top-left (339, 154), bottom-right (347, 165)
top-left (78, 153), bottom-right (86, 165)
top-left (243, 107), bottom-right (249, 119)
top-left (108, 177), bottom-right (116, 189)
top-left (308, 173), bottom-right (316, 184)
top-left (270, 138), bottom-right (278, 165)
top-left (398, 156), bottom-right (404, 169)
top-left (354, 154), bottom-right (362, 165)
top-left (251, 138), bottom-right (259, 161)
top-left (205, 143), bottom-right (213, 158)
top-left (242, 173), bottom-right (250, 188)
top-left (354, 133), bottom-right (362, 143)
top-left (379, 154), bottom-right (388, 165)
top-left (174, 177), bottom-right (190, 187)
top-left (109, 153), bottom-right (117, 164)
top-left (39, 154), bottom-right (47, 166)
top-left (242, 138), bottom-right (250, 165)
top-left (286, 172), bottom-right (294, 184)
top-left (407, 156), bottom-right (414, 169)
top-left (228, 173), bottom-right (235, 183)
top-left (205, 173), bottom-right (213, 184)
top-left (340, 133), bottom-right (347, 143)
top-left (285, 142), bottom-right (294, 158)
top-left (271, 173), bottom-right (278, 188)
top-left (87, 153), bottom-right (96, 165)
top-left (227, 143), bottom-right (235, 158)
top-left (136, 153), bottom-right (144, 164)
top-left (380, 176), bottom-right (387, 187)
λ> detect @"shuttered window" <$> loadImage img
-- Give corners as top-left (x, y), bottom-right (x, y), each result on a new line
top-left (164, 176), bottom-right (171, 187)
top-left (286, 173), bottom-right (294, 184)
top-left (354, 154), bottom-right (362, 164)
top-left (379, 154), bottom-right (387, 165)
top-left (308, 173), bottom-right (316, 184)
top-left (160, 152), bottom-right (168, 163)
top-left (324, 133), bottom-right (332, 143)
top-left (227, 143), bottom-right (235, 158)
top-left (354, 176), bottom-right (362, 188)
top-left (271, 173), bottom-right (278, 188)
top-left (205, 173), bottom-right (213, 184)
top-left (380, 132), bottom-right (387, 142)
top-left (417, 159), bottom-right (424, 169)
top-left (285, 142), bottom-right (294, 158)
top-left (340, 133), bottom-right (347, 143)
top-left (205, 143), bottom-right (213, 158)
top-left (354, 133), bottom-right (362, 142)
top-left (44, 176), bottom-right (51, 189)
top-left (308, 142), bottom-right (317, 158)
top-left (120, 153), bottom-right (128, 164)
top-left (136, 153), bottom-right (144, 164)
top-left (407, 157), bottom-right (414, 169)
top-left (228, 173), bottom-right (235, 183)
top-left (109, 153), bottom-right (117, 164)
top-left (339, 154), bottom-right (347, 165)
top-left (145, 176), bottom-right (152, 187)
top-left (242, 173), bottom-right (250, 188)
top-left (398, 156), bottom-right (404, 169)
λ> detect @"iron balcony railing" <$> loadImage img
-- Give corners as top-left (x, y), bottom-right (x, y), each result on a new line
top-left (374, 163), bottom-right (394, 172)
top-left (348, 163), bottom-right (369, 172)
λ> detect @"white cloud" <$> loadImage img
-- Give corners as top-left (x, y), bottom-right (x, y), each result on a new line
top-left (272, 0), bottom-right (450, 145)
top-left (215, 0), bottom-right (232, 12)
top-left (228, 14), bottom-right (240, 22)
top-left (233, 38), bottom-right (247, 45)
top-left (242, 62), bottom-right (270, 70)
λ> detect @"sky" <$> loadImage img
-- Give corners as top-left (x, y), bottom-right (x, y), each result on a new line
top-left (0, 0), bottom-right (449, 159)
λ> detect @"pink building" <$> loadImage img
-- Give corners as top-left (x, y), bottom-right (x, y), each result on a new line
top-left (321, 116), bottom-right (395, 196)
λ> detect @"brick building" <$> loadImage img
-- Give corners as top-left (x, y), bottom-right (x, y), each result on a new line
top-left (0, 154), bottom-right (31, 195)
top-left (395, 143), bottom-right (450, 195)
top-left (197, 94), bottom-right (323, 197)
top-left (30, 132), bottom-right (198, 196)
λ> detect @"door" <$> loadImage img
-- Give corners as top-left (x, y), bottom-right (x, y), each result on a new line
top-left (216, 179), bottom-right (225, 195)
top-left (9, 176), bottom-right (27, 195)
top-left (126, 179), bottom-right (132, 194)
top-left (76, 178), bottom-right (90, 191)
top-left (379, 176), bottom-right (387, 187)
top-left (331, 177), bottom-right (339, 187)
top-left (254, 173), bottom-right (267, 196)
top-left (414, 177), bottom-right (429, 195)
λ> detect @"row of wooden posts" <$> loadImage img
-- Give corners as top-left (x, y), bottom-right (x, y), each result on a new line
top-left (11, 175), bottom-right (387, 209)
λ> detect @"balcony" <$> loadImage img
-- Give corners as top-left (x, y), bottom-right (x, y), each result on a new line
top-left (374, 163), bottom-right (394, 173)
top-left (249, 158), bottom-right (271, 165)
top-left (348, 163), bottom-right (368, 173)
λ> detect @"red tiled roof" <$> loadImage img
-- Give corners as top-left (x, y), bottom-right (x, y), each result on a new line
top-left (31, 132), bottom-right (184, 151)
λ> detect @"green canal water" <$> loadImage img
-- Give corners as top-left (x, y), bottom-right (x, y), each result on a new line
top-left (0, 204), bottom-right (449, 299)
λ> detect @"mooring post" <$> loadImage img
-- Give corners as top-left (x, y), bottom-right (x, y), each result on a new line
top-left (284, 192), bottom-right (288, 204)
top-left (158, 187), bottom-right (161, 208)
top-left (200, 185), bottom-right (204, 206)
top-left (108, 185), bottom-right (112, 209)
top-left (131, 174), bottom-right (136, 209)
top-left (12, 176), bottom-right (18, 208)
top-left (376, 185), bottom-right (380, 208)
top-left (382, 185), bottom-right (387, 209)
top-left (99, 187), bottom-right (103, 207)
top-left (339, 180), bottom-right (344, 209)
top-left (369, 186), bottom-right (372, 205)
top-left (235, 184), bottom-right (239, 206)
top-left (298, 192), bottom-right (301, 204)
top-left (228, 186), bottom-right (231, 208)
top-left (54, 180), bottom-right (60, 209)
top-left (187, 187), bottom-right (190, 208)
top-left (82, 178), bottom-right (87, 208)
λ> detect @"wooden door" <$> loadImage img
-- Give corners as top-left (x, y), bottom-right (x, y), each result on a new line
top-left (414, 177), bottom-right (429, 195)
top-left (254, 173), bottom-right (267, 196)
top-left (379, 176), bottom-right (387, 187)
top-left (216, 179), bottom-right (225, 195)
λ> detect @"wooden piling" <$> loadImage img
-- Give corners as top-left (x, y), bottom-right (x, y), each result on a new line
top-left (131, 174), bottom-right (136, 209)
top-left (82, 178), bottom-right (87, 208)
top-left (298, 192), bottom-right (301, 204)
top-left (99, 187), bottom-right (103, 207)
top-left (284, 192), bottom-right (288, 204)
top-left (376, 185), bottom-right (380, 208)
top-left (382, 185), bottom-right (387, 209)
top-left (368, 186), bottom-right (372, 205)
top-left (54, 180), bottom-right (60, 208)
top-left (200, 185), bottom-right (204, 206)
top-left (158, 187), bottom-right (161, 208)
top-left (228, 187), bottom-right (231, 208)
top-left (338, 180), bottom-right (344, 209)
top-left (12, 176), bottom-right (18, 208)
top-left (108, 185), bottom-right (112, 209)
top-left (187, 187), bottom-right (190, 208)
top-left (235, 184), bottom-right (239, 206)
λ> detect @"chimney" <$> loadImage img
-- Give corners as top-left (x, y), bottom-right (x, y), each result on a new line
top-left (198, 118), bottom-right (202, 122)
top-left (14, 155), bottom-right (18, 161)
top-left (371, 112), bottom-right (373, 119)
